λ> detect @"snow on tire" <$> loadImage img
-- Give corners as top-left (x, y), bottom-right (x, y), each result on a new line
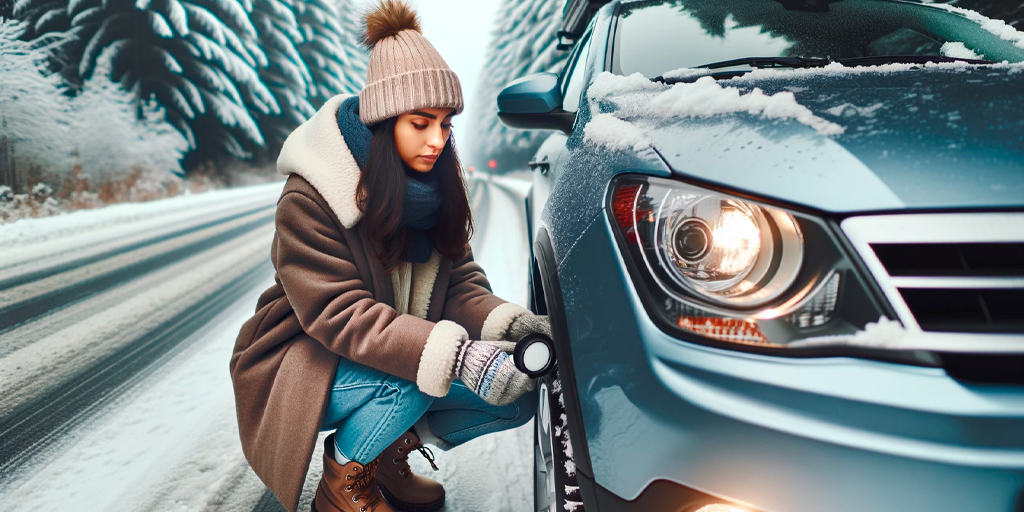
top-left (536, 364), bottom-right (584, 512)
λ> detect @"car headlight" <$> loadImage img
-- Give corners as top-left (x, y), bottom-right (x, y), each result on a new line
top-left (610, 175), bottom-right (903, 354)
top-left (652, 184), bottom-right (803, 307)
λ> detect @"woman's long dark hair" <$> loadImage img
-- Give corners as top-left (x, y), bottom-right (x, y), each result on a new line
top-left (357, 116), bottom-right (473, 272)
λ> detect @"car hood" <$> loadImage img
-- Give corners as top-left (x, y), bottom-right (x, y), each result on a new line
top-left (647, 65), bottom-right (1024, 213)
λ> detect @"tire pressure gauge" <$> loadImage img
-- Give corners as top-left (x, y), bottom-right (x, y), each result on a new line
top-left (513, 333), bottom-right (556, 378)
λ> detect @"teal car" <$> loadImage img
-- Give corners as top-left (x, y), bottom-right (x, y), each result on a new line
top-left (497, 1), bottom-right (1024, 511)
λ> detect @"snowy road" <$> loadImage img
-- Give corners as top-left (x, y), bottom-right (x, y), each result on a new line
top-left (0, 174), bottom-right (537, 512)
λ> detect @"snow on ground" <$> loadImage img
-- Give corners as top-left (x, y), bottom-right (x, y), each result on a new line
top-left (0, 176), bottom-right (537, 512)
top-left (0, 275), bottom-right (274, 512)
top-left (468, 172), bottom-right (533, 306)
top-left (0, 182), bottom-right (283, 265)
top-left (0, 225), bottom-right (274, 417)
top-left (0, 207), bottom-right (273, 315)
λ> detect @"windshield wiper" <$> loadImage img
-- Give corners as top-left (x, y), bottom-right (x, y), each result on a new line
top-left (655, 54), bottom-right (995, 83)
top-left (696, 56), bottom-right (831, 70)
top-left (832, 55), bottom-right (993, 66)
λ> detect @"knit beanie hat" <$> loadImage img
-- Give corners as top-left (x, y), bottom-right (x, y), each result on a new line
top-left (359, 0), bottom-right (464, 126)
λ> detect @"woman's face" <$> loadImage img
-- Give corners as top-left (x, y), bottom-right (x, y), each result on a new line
top-left (393, 107), bottom-right (456, 173)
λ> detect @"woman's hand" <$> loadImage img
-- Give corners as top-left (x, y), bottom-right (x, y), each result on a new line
top-left (455, 339), bottom-right (534, 405)
top-left (503, 313), bottom-right (552, 342)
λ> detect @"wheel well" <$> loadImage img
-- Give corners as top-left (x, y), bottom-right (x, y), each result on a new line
top-left (530, 257), bottom-right (548, 316)
top-left (531, 228), bottom-right (593, 479)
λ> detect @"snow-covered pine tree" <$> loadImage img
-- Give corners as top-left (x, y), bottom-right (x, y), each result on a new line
top-left (14, 0), bottom-right (277, 162)
top-left (297, 0), bottom-right (366, 107)
top-left (252, 0), bottom-right (367, 155)
top-left (0, 18), bottom-right (73, 188)
top-left (16, 0), bottom-right (367, 166)
top-left (249, 0), bottom-right (314, 153)
top-left (1, 18), bottom-right (184, 191)
top-left (469, 0), bottom-right (568, 172)
top-left (69, 60), bottom-right (188, 179)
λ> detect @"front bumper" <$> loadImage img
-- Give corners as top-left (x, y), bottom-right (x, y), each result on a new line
top-left (554, 210), bottom-right (1024, 512)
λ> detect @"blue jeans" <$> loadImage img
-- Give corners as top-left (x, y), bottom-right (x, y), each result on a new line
top-left (320, 356), bottom-right (537, 464)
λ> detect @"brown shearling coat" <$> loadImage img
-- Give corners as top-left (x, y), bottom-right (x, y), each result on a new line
top-left (229, 95), bottom-right (528, 512)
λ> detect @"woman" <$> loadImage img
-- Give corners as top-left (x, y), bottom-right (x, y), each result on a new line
top-left (229, 2), bottom-right (550, 512)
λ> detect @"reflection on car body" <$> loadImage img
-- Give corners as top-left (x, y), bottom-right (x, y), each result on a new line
top-left (497, 1), bottom-right (1024, 511)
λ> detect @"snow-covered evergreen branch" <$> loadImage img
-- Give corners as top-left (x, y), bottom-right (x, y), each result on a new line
top-left (1, 18), bottom-right (186, 183)
top-left (13, 0), bottom-right (368, 167)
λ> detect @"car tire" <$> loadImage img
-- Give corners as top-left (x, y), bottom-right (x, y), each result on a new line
top-left (534, 363), bottom-right (585, 512)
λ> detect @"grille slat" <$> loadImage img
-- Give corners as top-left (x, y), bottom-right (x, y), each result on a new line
top-left (899, 288), bottom-right (1024, 333)
top-left (890, 276), bottom-right (1024, 289)
top-left (877, 242), bottom-right (1024, 333)
top-left (871, 242), bottom-right (1024, 277)
top-left (841, 214), bottom-right (1024, 336)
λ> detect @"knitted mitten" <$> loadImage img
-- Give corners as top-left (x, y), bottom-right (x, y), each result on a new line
top-left (455, 340), bottom-right (534, 405)
top-left (492, 340), bottom-right (517, 354)
top-left (504, 313), bottom-right (552, 342)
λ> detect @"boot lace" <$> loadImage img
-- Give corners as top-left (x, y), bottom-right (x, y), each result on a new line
top-left (416, 445), bottom-right (439, 472)
top-left (348, 459), bottom-right (385, 511)
top-left (394, 435), bottom-right (439, 473)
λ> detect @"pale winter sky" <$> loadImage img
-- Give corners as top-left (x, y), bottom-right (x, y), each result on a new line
top-left (354, 0), bottom-right (502, 127)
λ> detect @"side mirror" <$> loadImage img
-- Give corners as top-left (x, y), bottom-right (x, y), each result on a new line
top-left (497, 73), bottom-right (576, 134)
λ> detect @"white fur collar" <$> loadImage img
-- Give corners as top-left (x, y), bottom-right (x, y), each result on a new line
top-left (277, 93), bottom-right (363, 228)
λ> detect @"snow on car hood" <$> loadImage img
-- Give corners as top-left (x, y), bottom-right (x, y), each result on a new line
top-left (586, 63), bottom-right (1024, 212)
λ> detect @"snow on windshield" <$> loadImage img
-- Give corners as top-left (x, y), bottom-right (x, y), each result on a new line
top-left (584, 71), bottom-right (844, 152)
top-left (731, 59), bottom-right (1024, 83)
top-left (929, 3), bottom-right (1024, 50)
top-left (940, 41), bottom-right (984, 60)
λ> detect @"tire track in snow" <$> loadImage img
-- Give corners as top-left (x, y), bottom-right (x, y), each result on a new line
top-left (0, 226), bottom-right (275, 485)
top-left (0, 272), bottom-right (275, 512)
top-left (0, 205), bottom-right (276, 332)
top-left (0, 194), bottom-right (277, 290)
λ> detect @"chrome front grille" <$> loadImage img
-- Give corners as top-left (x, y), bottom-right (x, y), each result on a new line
top-left (841, 213), bottom-right (1024, 335)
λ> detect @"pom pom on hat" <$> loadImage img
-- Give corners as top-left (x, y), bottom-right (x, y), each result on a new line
top-left (363, 0), bottom-right (422, 48)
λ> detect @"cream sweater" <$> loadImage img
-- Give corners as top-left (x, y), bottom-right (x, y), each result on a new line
top-left (390, 251), bottom-right (442, 319)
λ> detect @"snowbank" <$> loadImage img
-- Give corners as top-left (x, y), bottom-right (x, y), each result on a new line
top-left (0, 182), bottom-right (282, 262)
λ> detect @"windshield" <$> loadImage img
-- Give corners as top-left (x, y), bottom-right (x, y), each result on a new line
top-left (614, 0), bottom-right (1024, 77)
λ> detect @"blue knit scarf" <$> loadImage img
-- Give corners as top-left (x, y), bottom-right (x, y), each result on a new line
top-left (337, 97), bottom-right (440, 263)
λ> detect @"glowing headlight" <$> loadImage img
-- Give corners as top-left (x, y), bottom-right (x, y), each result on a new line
top-left (647, 181), bottom-right (803, 308)
top-left (663, 200), bottom-right (761, 288)
top-left (609, 175), bottom-right (892, 351)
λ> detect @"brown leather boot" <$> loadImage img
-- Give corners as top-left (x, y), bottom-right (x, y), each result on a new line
top-left (375, 430), bottom-right (445, 512)
top-left (313, 434), bottom-right (394, 512)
